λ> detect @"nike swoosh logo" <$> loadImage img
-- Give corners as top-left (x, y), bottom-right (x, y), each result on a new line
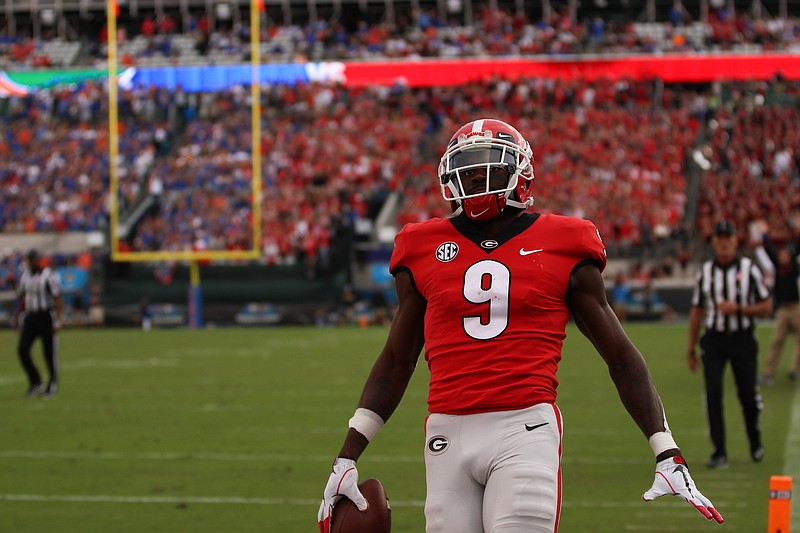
top-left (525, 422), bottom-right (549, 431)
top-left (470, 207), bottom-right (490, 218)
top-left (519, 248), bottom-right (543, 256)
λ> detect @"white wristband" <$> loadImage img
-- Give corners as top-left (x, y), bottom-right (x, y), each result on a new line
top-left (649, 431), bottom-right (678, 457)
top-left (348, 408), bottom-right (385, 442)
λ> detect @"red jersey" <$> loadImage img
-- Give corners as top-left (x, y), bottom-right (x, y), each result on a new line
top-left (390, 213), bottom-right (607, 415)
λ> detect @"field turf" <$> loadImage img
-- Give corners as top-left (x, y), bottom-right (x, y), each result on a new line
top-left (0, 324), bottom-right (797, 532)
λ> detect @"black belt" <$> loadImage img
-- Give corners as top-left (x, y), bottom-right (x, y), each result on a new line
top-left (705, 328), bottom-right (753, 337)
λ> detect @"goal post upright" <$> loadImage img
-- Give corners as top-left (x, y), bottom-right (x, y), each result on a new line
top-left (251, 0), bottom-right (263, 255)
top-left (107, 0), bottom-right (120, 259)
top-left (106, 0), bottom-right (264, 328)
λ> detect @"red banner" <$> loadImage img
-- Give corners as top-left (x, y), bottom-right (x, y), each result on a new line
top-left (342, 54), bottom-right (800, 87)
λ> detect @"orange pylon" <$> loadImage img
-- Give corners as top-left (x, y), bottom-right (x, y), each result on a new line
top-left (768, 476), bottom-right (792, 533)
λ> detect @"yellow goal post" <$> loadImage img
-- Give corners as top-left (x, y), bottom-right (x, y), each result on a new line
top-left (106, 0), bottom-right (263, 264)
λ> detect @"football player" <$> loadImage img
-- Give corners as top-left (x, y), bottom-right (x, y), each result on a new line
top-left (318, 119), bottom-right (723, 532)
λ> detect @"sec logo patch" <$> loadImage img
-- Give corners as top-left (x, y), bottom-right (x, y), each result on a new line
top-left (436, 242), bottom-right (459, 262)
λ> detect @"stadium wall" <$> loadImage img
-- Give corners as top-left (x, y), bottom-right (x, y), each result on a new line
top-left (103, 263), bottom-right (347, 307)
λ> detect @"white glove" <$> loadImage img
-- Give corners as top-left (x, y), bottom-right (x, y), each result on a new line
top-left (317, 457), bottom-right (369, 533)
top-left (643, 455), bottom-right (724, 524)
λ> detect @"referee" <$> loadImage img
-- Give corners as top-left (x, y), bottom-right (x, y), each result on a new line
top-left (687, 220), bottom-right (773, 468)
top-left (14, 249), bottom-right (63, 398)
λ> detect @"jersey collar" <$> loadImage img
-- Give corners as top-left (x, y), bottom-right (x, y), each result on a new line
top-left (450, 212), bottom-right (540, 253)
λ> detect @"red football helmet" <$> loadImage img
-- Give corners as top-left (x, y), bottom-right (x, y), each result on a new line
top-left (438, 118), bottom-right (534, 220)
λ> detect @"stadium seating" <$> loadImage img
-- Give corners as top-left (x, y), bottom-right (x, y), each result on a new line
top-left (1, 3), bottom-right (799, 287)
top-left (695, 82), bottom-right (800, 247)
top-left (2, 4), bottom-right (799, 68)
top-left (2, 75), bottom-right (798, 272)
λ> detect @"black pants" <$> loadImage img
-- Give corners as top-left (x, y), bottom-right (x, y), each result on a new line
top-left (17, 311), bottom-right (59, 388)
top-left (700, 330), bottom-right (762, 458)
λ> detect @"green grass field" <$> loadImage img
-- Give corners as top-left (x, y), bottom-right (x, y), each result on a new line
top-left (1, 324), bottom-right (797, 532)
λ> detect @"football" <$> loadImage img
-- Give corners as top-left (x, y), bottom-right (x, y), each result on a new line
top-left (331, 478), bottom-right (391, 533)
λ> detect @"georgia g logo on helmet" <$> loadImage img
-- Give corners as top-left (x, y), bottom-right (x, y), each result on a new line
top-left (438, 118), bottom-right (534, 221)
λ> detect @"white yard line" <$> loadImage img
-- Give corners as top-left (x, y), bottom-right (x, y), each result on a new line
top-left (0, 449), bottom-right (663, 465)
top-left (0, 493), bottom-right (320, 506)
top-left (0, 450), bottom-right (411, 463)
top-left (0, 359), bottom-right (179, 387)
top-left (0, 493), bottom-right (748, 509)
top-left (0, 374), bottom-right (25, 386)
top-left (0, 493), bottom-right (419, 507)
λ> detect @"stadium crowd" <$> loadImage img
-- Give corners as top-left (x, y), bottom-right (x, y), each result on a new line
top-left (695, 79), bottom-right (800, 248)
top-left (1, 4), bottom-right (800, 69)
top-left (2, 0), bottom-right (800, 284)
top-left (2, 74), bottom-right (799, 275)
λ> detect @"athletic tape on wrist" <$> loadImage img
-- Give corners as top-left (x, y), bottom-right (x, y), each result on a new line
top-left (348, 408), bottom-right (384, 442)
top-left (649, 431), bottom-right (678, 457)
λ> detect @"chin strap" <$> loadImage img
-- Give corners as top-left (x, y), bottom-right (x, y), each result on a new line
top-left (506, 196), bottom-right (534, 210)
top-left (455, 190), bottom-right (534, 219)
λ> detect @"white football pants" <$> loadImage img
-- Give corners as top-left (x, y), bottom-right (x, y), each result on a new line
top-left (424, 403), bottom-right (563, 533)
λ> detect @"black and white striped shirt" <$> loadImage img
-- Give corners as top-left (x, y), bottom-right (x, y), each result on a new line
top-left (17, 267), bottom-right (61, 313)
top-left (691, 256), bottom-right (771, 333)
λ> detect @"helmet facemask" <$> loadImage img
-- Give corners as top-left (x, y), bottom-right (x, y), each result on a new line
top-left (438, 125), bottom-right (534, 220)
